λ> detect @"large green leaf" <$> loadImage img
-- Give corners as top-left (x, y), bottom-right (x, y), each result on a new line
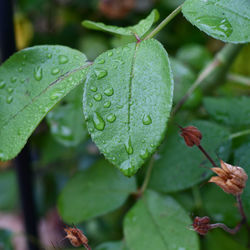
top-left (0, 45), bottom-right (90, 161)
top-left (96, 241), bottom-right (127, 250)
top-left (234, 143), bottom-right (250, 221)
top-left (149, 120), bottom-right (231, 192)
top-left (182, 0), bottom-right (250, 43)
top-left (83, 39), bottom-right (173, 176)
top-left (46, 85), bottom-right (88, 147)
top-left (204, 96), bottom-right (250, 128)
top-left (58, 160), bottom-right (137, 223)
top-left (82, 9), bottom-right (159, 39)
top-left (123, 190), bottom-right (199, 250)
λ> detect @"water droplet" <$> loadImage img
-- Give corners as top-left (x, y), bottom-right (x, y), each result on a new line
top-left (6, 96), bottom-right (13, 104)
top-left (34, 66), bottom-right (43, 81)
top-left (142, 139), bottom-right (145, 143)
top-left (50, 91), bottom-right (64, 100)
top-left (120, 160), bottom-right (132, 171)
top-left (140, 149), bottom-right (149, 160)
top-left (94, 69), bottom-right (107, 79)
top-left (51, 68), bottom-right (60, 75)
top-left (0, 151), bottom-right (5, 159)
top-left (0, 81), bottom-right (6, 89)
top-left (104, 101), bottom-right (111, 108)
top-left (23, 54), bottom-right (27, 60)
top-left (89, 103), bottom-right (93, 107)
top-left (47, 53), bottom-right (52, 59)
top-left (108, 51), bottom-right (113, 57)
top-left (142, 114), bottom-right (152, 125)
top-left (58, 55), bottom-right (69, 64)
top-left (117, 104), bottom-right (123, 109)
top-left (93, 112), bottom-right (105, 131)
top-left (7, 88), bottom-right (13, 93)
top-left (195, 16), bottom-right (233, 38)
top-left (93, 93), bottom-right (102, 101)
top-left (20, 78), bottom-right (25, 84)
top-left (124, 137), bottom-right (133, 155)
top-left (97, 58), bottom-right (105, 64)
top-left (150, 144), bottom-right (155, 148)
top-left (106, 113), bottom-right (116, 123)
top-left (89, 128), bottom-right (94, 132)
top-left (18, 67), bottom-right (23, 72)
top-left (11, 76), bottom-right (17, 83)
top-left (90, 86), bottom-right (97, 92)
top-left (104, 87), bottom-right (114, 96)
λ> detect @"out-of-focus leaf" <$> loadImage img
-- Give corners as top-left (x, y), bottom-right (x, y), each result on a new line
top-left (0, 229), bottom-right (13, 250)
top-left (46, 85), bottom-right (88, 147)
top-left (149, 120), bottom-right (231, 192)
top-left (96, 241), bottom-right (127, 250)
top-left (182, 0), bottom-right (250, 43)
top-left (82, 9), bottom-right (159, 39)
top-left (58, 160), bottom-right (137, 223)
top-left (83, 39), bottom-right (173, 176)
top-left (124, 190), bottom-right (199, 250)
top-left (204, 96), bottom-right (250, 128)
top-left (0, 45), bottom-right (90, 161)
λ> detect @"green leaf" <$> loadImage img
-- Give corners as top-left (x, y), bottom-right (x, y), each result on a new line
top-left (234, 142), bottom-right (250, 221)
top-left (149, 120), bottom-right (231, 192)
top-left (46, 85), bottom-right (88, 147)
top-left (182, 0), bottom-right (250, 43)
top-left (82, 9), bottom-right (159, 38)
top-left (204, 96), bottom-right (250, 128)
top-left (83, 39), bottom-right (173, 176)
top-left (96, 241), bottom-right (127, 250)
top-left (123, 190), bottom-right (199, 250)
top-left (0, 170), bottom-right (18, 211)
top-left (58, 160), bottom-right (137, 223)
top-left (0, 45), bottom-right (90, 161)
top-left (0, 229), bottom-right (13, 250)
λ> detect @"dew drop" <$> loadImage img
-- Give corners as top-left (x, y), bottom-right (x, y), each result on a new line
top-left (59, 55), bottom-right (69, 64)
top-left (140, 149), bottom-right (149, 160)
top-left (150, 144), bottom-right (155, 148)
top-left (93, 93), bottom-right (102, 101)
top-left (97, 58), bottom-right (105, 64)
top-left (47, 53), bottom-right (52, 59)
top-left (0, 151), bottom-right (5, 159)
top-left (124, 137), bottom-right (133, 155)
top-left (108, 51), bottom-right (113, 57)
top-left (103, 101), bottom-right (111, 108)
top-left (18, 67), bottom-right (23, 72)
top-left (23, 54), bottom-right (27, 60)
top-left (93, 112), bottom-right (105, 131)
top-left (104, 87), bottom-right (114, 96)
top-left (89, 128), bottom-right (94, 132)
top-left (94, 69), bottom-right (107, 79)
top-left (51, 68), bottom-right (60, 75)
top-left (50, 91), bottom-right (64, 101)
top-left (20, 78), bottom-right (25, 84)
top-left (0, 81), bottom-right (6, 89)
top-left (11, 76), bottom-right (17, 83)
top-left (6, 96), bottom-right (13, 104)
top-left (34, 66), bottom-right (43, 81)
top-left (142, 114), bottom-right (152, 125)
top-left (106, 113), bottom-right (116, 123)
top-left (7, 88), bottom-right (13, 93)
top-left (90, 86), bottom-right (97, 92)
top-left (89, 103), bottom-right (93, 107)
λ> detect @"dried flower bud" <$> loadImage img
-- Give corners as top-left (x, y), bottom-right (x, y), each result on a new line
top-left (209, 160), bottom-right (248, 195)
top-left (179, 126), bottom-right (202, 147)
top-left (64, 225), bottom-right (91, 249)
top-left (192, 216), bottom-right (211, 235)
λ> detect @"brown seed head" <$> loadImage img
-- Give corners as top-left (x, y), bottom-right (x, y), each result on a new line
top-left (179, 126), bottom-right (202, 147)
top-left (209, 160), bottom-right (248, 195)
top-left (64, 226), bottom-right (89, 248)
top-left (192, 216), bottom-right (211, 235)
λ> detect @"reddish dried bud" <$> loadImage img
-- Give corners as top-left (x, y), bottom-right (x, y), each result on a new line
top-left (64, 226), bottom-right (91, 249)
top-left (179, 126), bottom-right (202, 147)
top-left (192, 216), bottom-right (211, 235)
top-left (209, 160), bottom-right (248, 195)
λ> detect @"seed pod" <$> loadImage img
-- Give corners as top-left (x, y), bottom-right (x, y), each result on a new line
top-left (192, 216), bottom-right (211, 235)
top-left (179, 125), bottom-right (202, 147)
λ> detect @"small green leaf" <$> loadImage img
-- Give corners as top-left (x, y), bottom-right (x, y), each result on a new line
top-left (46, 85), bottom-right (88, 147)
top-left (182, 0), bottom-right (250, 43)
top-left (124, 190), bottom-right (199, 250)
top-left (0, 45), bottom-right (90, 161)
top-left (82, 9), bottom-right (159, 38)
top-left (204, 96), bottom-right (250, 128)
top-left (83, 39), bottom-right (173, 176)
top-left (234, 143), bottom-right (250, 221)
top-left (149, 120), bottom-right (231, 192)
top-left (96, 241), bottom-right (128, 250)
top-left (58, 160), bottom-right (137, 223)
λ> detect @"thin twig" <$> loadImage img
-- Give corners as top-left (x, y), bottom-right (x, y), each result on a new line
top-left (145, 5), bottom-right (183, 40)
top-left (229, 129), bottom-right (250, 140)
top-left (227, 73), bottom-right (250, 86)
top-left (210, 221), bottom-right (244, 234)
top-left (198, 145), bottom-right (218, 168)
top-left (236, 195), bottom-right (247, 223)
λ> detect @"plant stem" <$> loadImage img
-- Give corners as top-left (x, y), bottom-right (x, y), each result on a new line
top-left (236, 195), bottom-right (247, 223)
top-left (198, 145), bottom-right (218, 168)
top-left (139, 155), bottom-right (155, 195)
top-left (210, 222), bottom-right (243, 234)
top-left (145, 5), bottom-right (183, 40)
top-left (229, 129), bottom-right (250, 140)
top-left (227, 73), bottom-right (250, 86)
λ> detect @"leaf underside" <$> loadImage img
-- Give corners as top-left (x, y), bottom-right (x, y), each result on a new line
top-left (0, 45), bottom-right (89, 161)
top-left (83, 39), bottom-right (173, 176)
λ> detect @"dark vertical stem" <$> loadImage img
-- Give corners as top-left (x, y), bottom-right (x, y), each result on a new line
top-left (0, 0), bottom-right (39, 249)
top-left (198, 145), bottom-right (218, 168)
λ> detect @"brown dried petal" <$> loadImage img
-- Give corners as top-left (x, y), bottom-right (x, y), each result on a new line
top-left (192, 216), bottom-right (211, 235)
top-left (180, 126), bottom-right (202, 147)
